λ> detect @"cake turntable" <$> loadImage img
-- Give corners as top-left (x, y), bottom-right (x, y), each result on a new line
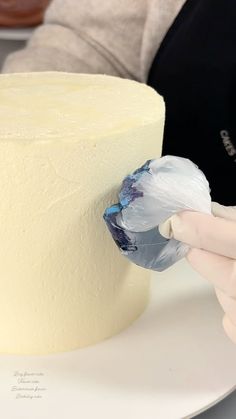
top-left (0, 259), bottom-right (235, 419)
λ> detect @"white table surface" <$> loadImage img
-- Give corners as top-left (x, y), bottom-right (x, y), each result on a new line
top-left (0, 35), bottom-right (236, 419)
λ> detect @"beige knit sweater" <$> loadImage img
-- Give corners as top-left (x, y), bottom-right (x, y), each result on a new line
top-left (2, 0), bottom-right (187, 82)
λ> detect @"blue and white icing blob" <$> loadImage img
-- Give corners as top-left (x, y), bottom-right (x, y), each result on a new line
top-left (103, 155), bottom-right (211, 272)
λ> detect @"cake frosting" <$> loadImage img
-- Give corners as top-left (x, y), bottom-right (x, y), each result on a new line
top-left (0, 72), bottom-right (164, 354)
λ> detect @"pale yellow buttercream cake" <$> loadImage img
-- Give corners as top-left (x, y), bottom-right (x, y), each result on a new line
top-left (0, 72), bottom-right (164, 354)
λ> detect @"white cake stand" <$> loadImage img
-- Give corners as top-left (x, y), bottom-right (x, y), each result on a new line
top-left (0, 259), bottom-right (236, 419)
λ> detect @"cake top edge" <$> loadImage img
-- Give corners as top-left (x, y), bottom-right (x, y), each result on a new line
top-left (0, 71), bottom-right (164, 142)
top-left (0, 71), bottom-right (159, 92)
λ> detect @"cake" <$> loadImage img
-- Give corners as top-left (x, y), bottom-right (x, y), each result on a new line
top-left (0, 72), bottom-right (164, 354)
top-left (0, 0), bottom-right (50, 27)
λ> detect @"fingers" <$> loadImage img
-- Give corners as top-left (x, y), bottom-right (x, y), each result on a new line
top-left (186, 248), bottom-right (236, 297)
top-left (223, 315), bottom-right (236, 345)
top-left (215, 288), bottom-right (236, 344)
top-left (170, 211), bottom-right (236, 260)
top-left (215, 287), bottom-right (236, 324)
top-left (212, 202), bottom-right (236, 222)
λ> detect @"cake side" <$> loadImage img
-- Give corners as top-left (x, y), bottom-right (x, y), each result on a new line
top-left (0, 72), bottom-right (164, 354)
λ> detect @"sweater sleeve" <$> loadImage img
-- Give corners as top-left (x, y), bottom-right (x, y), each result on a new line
top-left (2, 0), bottom-right (147, 81)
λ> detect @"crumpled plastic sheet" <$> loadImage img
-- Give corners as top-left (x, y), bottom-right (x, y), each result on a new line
top-left (103, 155), bottom-right (212, 272)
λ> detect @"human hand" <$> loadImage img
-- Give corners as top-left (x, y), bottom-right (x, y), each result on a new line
top-left (159, 203), bottom-right (236, 344)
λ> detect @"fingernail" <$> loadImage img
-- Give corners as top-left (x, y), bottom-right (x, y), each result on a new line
top-left (159, 218), bottom-right (173, 239)
top-left (170, 214), bottom-right (183, 235)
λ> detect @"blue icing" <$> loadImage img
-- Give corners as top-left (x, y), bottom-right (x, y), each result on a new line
top-left (104, 204), bottom-right (121, 215)
top-left (103, 158), bottom-right (189, 272)
top-left (103, 160), bottom-right (153, 253)
top-left (120, 178), bottom-right (143, 208)
top-left (103, 205), bottom-right (137, 252)
top-left (132, 159), bottom-right (152, 177)
top-left (119, 160), bottom-right (152, 208)
top-left (119, 196), bottom-right (129, 208)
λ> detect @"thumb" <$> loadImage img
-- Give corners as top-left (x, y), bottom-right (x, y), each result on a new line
top-left (159, 203), bottom-right (236, 238)
top-left (159, 210), bottom-right (236, 259)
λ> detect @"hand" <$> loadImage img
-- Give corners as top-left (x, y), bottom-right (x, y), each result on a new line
top-left (159, 203), bottom-right (236, 344)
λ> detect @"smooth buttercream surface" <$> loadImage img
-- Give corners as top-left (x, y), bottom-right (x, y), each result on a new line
top-left (0, 72), bottom-right (164, 354)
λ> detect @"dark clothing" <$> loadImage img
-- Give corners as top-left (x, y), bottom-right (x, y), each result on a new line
top-left (148, 0), bottom-right (236, 205)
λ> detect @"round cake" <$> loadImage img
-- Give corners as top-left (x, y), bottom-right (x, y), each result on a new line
top-left (0, 0), bottom-right (50, 27)
top-left (0, 72), bottom-right (164, 354)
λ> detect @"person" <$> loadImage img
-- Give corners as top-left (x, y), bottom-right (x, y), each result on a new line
top-left (2, 0), bottom-right (236, 343)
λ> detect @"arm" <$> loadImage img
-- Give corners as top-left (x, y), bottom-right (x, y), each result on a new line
top-left (2, 0), bottom-right (187, 81)
top-left (2, 0), bottom-right (147, 79)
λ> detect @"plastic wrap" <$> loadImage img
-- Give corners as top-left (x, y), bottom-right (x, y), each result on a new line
top-left (103, 155), bottom-right (211, 272)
